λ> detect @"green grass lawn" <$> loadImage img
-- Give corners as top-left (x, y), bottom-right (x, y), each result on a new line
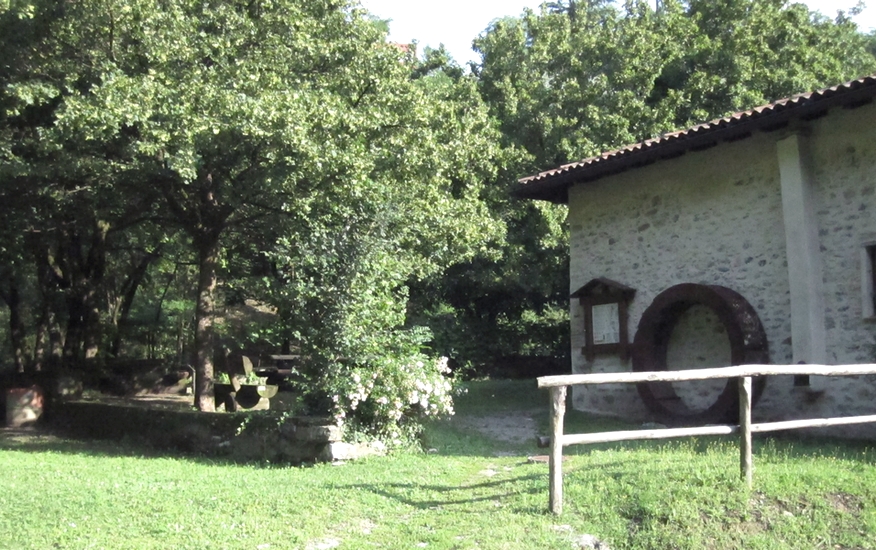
top-left (2, 379), bottom-right (876, 549)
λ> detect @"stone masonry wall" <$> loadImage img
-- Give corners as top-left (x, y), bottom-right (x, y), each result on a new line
top-left (803, 103), bottom-right (876, 424)
top-left (566, 101), bottom-right (876, 434)
top-left (49, 400), bottom-right (348, 463)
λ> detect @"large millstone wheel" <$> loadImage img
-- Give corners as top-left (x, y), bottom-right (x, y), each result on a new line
top-left (213, 381), bottom-right (278, 411)
top-left (632, 283), bottom-right (769, 424)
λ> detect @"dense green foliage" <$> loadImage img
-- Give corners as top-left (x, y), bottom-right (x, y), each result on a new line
top-left (417, 0), bottom-right (876, 374)
top-left (478, 0), bottom-right (876, 165)
top-left (0, 0), bottom-right (501, 425)
top-left (1, 0), bottom-right (876, 434)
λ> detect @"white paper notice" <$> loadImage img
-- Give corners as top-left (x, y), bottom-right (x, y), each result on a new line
top-left (591, 303), bottom-right (620, 344)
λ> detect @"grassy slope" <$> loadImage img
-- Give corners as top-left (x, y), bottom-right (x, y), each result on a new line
top-left (1, 380), bottom-right (875, 549)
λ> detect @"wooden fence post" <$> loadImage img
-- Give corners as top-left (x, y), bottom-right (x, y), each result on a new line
top-left (538, 365), bottom-right (876, 512)
top-left (739, 376), bottom-right (753, 487)
top-left (549, 385), bottom-right (567, 514)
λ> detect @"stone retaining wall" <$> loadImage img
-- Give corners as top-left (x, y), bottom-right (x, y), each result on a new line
top-left (48, 400), bottom-right (362, 463)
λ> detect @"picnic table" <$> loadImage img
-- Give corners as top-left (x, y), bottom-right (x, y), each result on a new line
top-left (253, 355), bottom-right (301, 386)
top-left (215, 356), bottom-right (278, 411)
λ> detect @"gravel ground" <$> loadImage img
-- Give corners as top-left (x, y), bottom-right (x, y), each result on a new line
top-left (449, 407), bottom-right (546, 446)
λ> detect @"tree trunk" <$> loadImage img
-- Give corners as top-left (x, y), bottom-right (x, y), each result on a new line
top-left (82, 220), bottom-right (109, 360)
top-left (34, 307), bottom-right (63, 370)
top-left (110, 252), bottom-right (159, 357)
top-left (63, 293), bottom-right (87, 363)
top-left (32, 240), bottom-right (65, 370)
top-left (148, 262), bottom-right (176, 360)
top-left (158, 170), bottom-right (231, 411)
top-left (0, 276), bottom-right (26, 372)
top-left (32, 316), bottom-right (45, 371)
top-left (48, 313), bottom-right (64, 366)
top-left (56, 220), bottom-right (108, 364)
top-left (83, 286), bottom-right (101, 359)
top-left (194, 235), bottom-right (220, 412)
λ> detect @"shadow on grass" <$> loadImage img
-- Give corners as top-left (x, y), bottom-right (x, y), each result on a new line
top-left (343, 456), bottom-right (660, 515)
top-left (427, 424), bottom-right (876, 474)
top-left (344, 471), bottom-right (547, 511)
top-left (0, 426), bottom-right (275, 468)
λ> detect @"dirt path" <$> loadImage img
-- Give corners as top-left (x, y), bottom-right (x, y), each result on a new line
top-left (450, 407), bottom-right (546, 446)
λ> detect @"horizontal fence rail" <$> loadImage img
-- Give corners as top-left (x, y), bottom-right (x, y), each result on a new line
top-left (537, 364), bottom-right (876, 387)
top-left (536, 363), bottom-right (876, 514)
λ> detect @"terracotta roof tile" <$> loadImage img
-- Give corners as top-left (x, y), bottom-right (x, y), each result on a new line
top-left (515, 74), bottom-right (876, 202)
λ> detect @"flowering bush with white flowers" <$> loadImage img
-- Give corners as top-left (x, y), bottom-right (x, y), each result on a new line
top-left (330, 354), bottom-right (455, 442)
top-left (252, 189), bottom-right (490, 443)
top-left (255, 268), bottom-right (461, 441)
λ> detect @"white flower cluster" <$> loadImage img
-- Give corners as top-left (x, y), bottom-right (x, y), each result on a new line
top-left (331, 355), bottom-right (455, 435)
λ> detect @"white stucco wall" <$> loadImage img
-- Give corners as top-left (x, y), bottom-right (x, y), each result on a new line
top-left (567, 101), bottom-right (876, 434)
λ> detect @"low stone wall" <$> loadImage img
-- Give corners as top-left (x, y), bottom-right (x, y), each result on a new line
top-left (48, 400), bottom-right (353, 463)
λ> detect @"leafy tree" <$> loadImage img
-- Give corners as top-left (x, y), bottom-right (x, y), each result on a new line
top-left (246, 50), bottom-right (503, 435)
top-left (0, 0), bottom-right (165, 370)
top-left (479, 0), bottom-right (876, 162)
top-left (428, 0), bottom-right (876, 374)
top-left (2, 0), bottom-right (502, 425)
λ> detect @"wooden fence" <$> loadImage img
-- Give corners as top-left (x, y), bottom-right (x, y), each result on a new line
top-left (537, 364), bottom-right (876, 514)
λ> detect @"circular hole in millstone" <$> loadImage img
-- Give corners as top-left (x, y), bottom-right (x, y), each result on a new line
top-left (666, 304), bottom-right (732, 414)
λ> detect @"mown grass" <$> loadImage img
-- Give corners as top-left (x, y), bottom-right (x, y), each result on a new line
top-left (1, 379), bottom-right (876, 549)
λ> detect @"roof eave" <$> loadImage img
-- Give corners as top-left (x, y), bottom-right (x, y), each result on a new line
top-left (513, 76), bottom-right (876, 204)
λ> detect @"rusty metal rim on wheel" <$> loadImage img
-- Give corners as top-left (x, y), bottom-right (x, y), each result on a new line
top-left (632, 283), bottom-right (769, 424)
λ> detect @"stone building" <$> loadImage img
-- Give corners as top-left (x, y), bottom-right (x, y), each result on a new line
top-left (515, 75), bottom-right (876, 432)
